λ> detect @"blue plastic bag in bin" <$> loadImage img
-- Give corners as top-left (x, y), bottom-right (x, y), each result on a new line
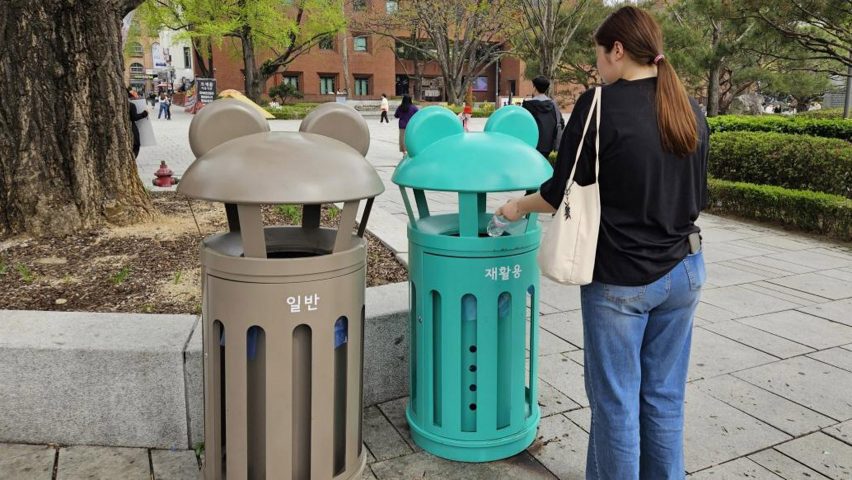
top-left (334, 317), bottom-right (348, 348)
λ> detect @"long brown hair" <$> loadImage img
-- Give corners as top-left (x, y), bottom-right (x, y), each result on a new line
top-left (594, 6), bottom-right (698, 157)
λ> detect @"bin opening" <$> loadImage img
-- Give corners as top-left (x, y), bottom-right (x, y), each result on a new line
top-left (447, 232), bottom-right (504, 238)
top-left (263, 248), bottom-right (331, 259)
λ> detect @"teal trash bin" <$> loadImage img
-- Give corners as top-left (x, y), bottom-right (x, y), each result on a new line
top-left (392, 106), bottom-right (553, 462)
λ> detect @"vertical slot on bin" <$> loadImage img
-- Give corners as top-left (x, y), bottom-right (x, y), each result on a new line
top-left (497, 292), bottom-right (511, 430)
top-left (432, 291), bottom-right (442, 427)
top-left (214, 320), bottom-right (226, 473)
top-left (246, 326), bottom-right (266, 480)
top-left (461, 294), bottom-right (477, 432)
top-left (292, 325), bottom-right (312, 480)
top-left (526, 286), bottom-right (535, 418)
top-left (410, 283), bottom-right (417, 414)
top-left (333, 316), bottom-right (348, 476)
top-left (359, 306), bottom-right (366, 457)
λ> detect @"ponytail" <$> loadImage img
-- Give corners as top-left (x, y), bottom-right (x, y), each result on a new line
top-left (655, 59), bottom-right (697, 157)
top-left (594, 6), bottom-right (698, 157)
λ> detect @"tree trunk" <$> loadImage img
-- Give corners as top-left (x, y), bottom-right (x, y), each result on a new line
top-left (0, 0), bottom-right (154, 237)
top-left (341, 33), bottom-right (351, 95)
top-left (192, 37), bottom-right (214, 78)
top-left (707, 22), bottom-right (722, 117)
top-left (240, 29), bottom-right (261, 101)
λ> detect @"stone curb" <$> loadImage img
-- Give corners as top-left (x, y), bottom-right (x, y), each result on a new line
top-left (0, 281), bottom-right (409, 450)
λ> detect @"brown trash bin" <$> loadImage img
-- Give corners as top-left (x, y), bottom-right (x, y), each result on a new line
top-left (179, 101), bottom-right (384, 480)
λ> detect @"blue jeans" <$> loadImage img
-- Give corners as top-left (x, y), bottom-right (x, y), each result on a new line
top-left (581, 251), bottom-right (705, 480)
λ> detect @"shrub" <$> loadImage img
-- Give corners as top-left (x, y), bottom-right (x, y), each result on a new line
top-left (446, 104), bottom-right (494, 118)
top-left (796, 108), bottom-right (844, 120)
top-left (710, 132), bottom-right (852, 198)
top-left (268, 83), bottom-right (303, 104)
top-left (707, 115), bottom-right (852, 141)
top-left (707, 179), bottom-right (852, 241)
top-left (265, 103), bottom-right (320, 119)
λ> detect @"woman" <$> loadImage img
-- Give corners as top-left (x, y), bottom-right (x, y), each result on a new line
top-left (394, 94), bottom-right (418, 157)
top-left (497, 6), bottom-right (709, 479)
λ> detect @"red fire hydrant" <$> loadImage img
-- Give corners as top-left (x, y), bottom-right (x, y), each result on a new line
top-left (152, 161), bottom-right (178, 187)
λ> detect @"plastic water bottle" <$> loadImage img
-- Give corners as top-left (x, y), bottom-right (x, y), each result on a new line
top-left (487, 214), bottom-right (511, 237)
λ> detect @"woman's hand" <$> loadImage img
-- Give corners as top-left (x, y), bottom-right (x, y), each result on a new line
top-left (496, 198), bottom-right (525, 222)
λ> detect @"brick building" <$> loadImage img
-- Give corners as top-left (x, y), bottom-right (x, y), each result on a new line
top-left (200, 0), bottom-right (539, 105)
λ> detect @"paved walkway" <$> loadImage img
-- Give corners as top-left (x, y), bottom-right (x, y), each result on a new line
top-left (5, 105), bottom-right (851, 479)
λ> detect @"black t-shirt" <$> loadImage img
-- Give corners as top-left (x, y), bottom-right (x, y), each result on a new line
top-left (539, 77), bottom-right (709, 286)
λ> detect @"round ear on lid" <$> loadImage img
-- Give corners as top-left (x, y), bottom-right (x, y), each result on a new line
top-left (299, 103), bottom-right (371, 156)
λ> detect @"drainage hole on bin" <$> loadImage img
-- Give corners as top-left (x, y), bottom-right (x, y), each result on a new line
top-left (469, 365), bottom-right (477, 372)
top-left (469, 384), bottom-right (477, 392)
top-left (469, 403), bottom-right (477, 411)
top-left (469, 345), bottom-right (477, 353)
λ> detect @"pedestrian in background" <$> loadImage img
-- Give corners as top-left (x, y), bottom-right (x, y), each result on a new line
top-left (380, 93), bottom-right (390, 123)
top-left (157, 93), bottom-right (168, 119)
top-left (127, 87), bottom-right (148, 158)
top-left (522, 76), bottom-right (564, 157)
top-left (394, 94), bottom-right (419, 157)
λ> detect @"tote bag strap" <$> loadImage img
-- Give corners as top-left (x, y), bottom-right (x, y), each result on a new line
top-left (564, 86), bottom-right (601, 190)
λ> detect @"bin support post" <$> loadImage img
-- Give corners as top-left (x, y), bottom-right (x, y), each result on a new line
top-left (237, 204), bottom-right (266, 258)
top-left (303, 204), bottom-right (322, 230)
top-left (334, 201), bottom-right (360, 252)
top-left (458, 193), bottom-right (479, 237)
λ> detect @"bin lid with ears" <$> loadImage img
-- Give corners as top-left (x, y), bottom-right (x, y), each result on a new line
top-left (179, 102), bottom-right (384, 204)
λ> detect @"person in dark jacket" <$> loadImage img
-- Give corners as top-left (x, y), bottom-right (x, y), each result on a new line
top-left (522, 76), bottom-right (564, 157)
top-left (128, 88), bottom-right (148, 158)
top-left (394, 94), bottom-right (419, 157)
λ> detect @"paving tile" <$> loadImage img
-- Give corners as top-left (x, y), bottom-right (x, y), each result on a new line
top-left (702, 242), bottom-right (771, 264)
top-left (823, 420), bottom-right (852, 446)
top-left (536, 327), bottom-right (580, 355)
top-left (688, 457), bottom-right (783, 479)
top-left (366, 447), bottom-right (376, 464)
top-left (747, 235), bottom-right (815, 251)
top-left (768, 273), bottom-right (852, 301)
top-left (539, 311), bottom-right (584, 349)
top-left (745, 281), bottom-right (829, 306)
top-left (701, 228), bottom-right (759, 243)
top-left (564, 408), bottom-right (590, 434)
top-left (695, 375), bottom-right (834, 436)
top-left (799, 299), bottom-right (852, 327)
top-left (694, 302), bottom-right (737, 323)
top-left (700, 286), bottom-right (800, 318)
top-left (738, 310), bottom-right (852, 350)
top-left (734, 357), bottom-right (852, 421)
top-left (527, 414), bottom-right (588, 480)
top-left (57, 446), bottom-right (149, 480)
top-left (537, 353), bottom-right (588, 407)
top-left (150, 449), bottom-right (198, 480)
top-left (537, 379), bottom-right (581, 418)
top-left (376, 397), bottom-right (421, 452)
top-left (705, 262), bottom-right (767, 287)
top-left (818, 268), bottom-right (852, 283)
top-left (749, 448), bottom-right (831, 480)
top-left (363, 405), bottom-right (413, 461)
top-left (775, 432), bottom-right (852, 479)
top-left (371, 450), bottom-right (556, 479)
top-left (684, 387), bottom-right (791, 473)
top-left (739, 255), bottom-right (817, 274)
top-left (363, 466), bottom-right (378, 479)
top-left (808, 347), bottom-right (852, 373)
top-left (688, 329), bottom-right (776, 381)
top-left (539, 280), bottom-right (582, 312)
top-left (564, 350), bottom-right (584, 366)
top-left (766, 250), bottom-right (852, 271)
top-left (702, 320), bottom-right (814, 359)
top-left (0, 443), bottom-right (55, 480)
top-left (723, 258), bottom-right (792, 279)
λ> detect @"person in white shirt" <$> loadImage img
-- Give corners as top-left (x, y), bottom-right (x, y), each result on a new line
top-left (380, 93), bottom-right (390, 123)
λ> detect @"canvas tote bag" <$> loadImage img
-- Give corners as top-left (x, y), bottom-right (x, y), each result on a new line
top-left (537, 86), bottom-right (601, 285)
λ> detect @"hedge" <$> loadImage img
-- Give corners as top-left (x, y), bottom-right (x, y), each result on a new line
top-left (796, 108), bottom-right (844, 120)
top-left (446, 103), bottom-right (495, 118)
top-left (707, 179), bottom-right (852, 241)
top-left (710, 131), bottom-right (852, 198)
top-left (707, 115), bottom-right (852, 141)
top-left (264, 103), bottom-right (321, 119)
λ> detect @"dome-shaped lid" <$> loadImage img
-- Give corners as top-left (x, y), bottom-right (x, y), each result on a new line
top-left (188, 99), bottom-right (270, 158)
top-left (178, 131), bottom-right (384, 204)
top-left (392, 106), bottom-right (553, 192)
